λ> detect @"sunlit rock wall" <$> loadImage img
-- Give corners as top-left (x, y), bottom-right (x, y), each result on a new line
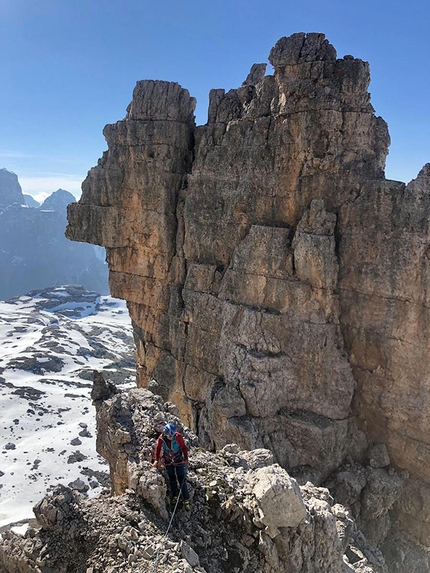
top-left (67, 33), bottom-right (430, 549)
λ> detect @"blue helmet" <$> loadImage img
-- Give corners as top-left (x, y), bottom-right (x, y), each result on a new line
top-left (163, 423), bottom-right (176, 438)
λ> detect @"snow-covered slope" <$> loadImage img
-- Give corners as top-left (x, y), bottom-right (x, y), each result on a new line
top-left (0, 285), bottom-right (135, 528)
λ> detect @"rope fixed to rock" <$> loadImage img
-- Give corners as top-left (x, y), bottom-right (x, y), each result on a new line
top-left (149, 486), bottom-right (182, 573)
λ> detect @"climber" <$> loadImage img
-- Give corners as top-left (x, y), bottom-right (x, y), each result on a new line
top-left (153, 423), bottom-right (190, 509)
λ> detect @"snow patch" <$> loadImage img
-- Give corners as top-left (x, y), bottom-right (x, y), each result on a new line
top-left (0, 286), bottom-right (136, 528)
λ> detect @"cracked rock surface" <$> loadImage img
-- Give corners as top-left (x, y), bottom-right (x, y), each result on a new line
top-left (66, 31), bottom-right (430, 562)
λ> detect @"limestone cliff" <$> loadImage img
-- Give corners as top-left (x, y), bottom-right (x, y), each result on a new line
top-left (66, 32), bottom-right (430, 557)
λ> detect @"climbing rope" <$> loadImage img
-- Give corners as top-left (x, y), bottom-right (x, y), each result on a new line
top-left (149, 483), bottom-right (183, 573)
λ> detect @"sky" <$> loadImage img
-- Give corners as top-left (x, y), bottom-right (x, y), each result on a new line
top-left (0, 0), bottom-right (429, 202)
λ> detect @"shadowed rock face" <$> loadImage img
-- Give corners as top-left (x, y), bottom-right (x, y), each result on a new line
top-left (66, 32), bottom-right (430, 550)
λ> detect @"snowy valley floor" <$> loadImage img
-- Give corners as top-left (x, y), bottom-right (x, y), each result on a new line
top-left (0, 285), bottom-right (135, 529)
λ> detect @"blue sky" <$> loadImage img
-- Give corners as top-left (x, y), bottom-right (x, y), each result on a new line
top-left (1, 0), bottom-right (429, 201)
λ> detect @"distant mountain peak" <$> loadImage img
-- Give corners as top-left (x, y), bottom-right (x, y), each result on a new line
top-left (40, 188), bottom-right (76, 213)
top-left (0, 167), bottom-right (25, 209)
top-left (23, 194), bottom-right (40, 208)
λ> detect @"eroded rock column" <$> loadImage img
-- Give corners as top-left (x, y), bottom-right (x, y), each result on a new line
top-left (67, 80), bottom-right (195, 401)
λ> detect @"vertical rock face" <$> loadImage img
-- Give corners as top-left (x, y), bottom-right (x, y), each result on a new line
top-left (67, 33), bottom-right (430, 550)
top-left (338, 164), bottom-right (430, 546)
top-left (67, 79), bottom-right (195, 389)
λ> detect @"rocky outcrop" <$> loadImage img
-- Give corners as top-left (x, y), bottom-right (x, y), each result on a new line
top-left (0, 382), bottom-right (388, 573)
top-left (66, 31), bottom-right (430, 560)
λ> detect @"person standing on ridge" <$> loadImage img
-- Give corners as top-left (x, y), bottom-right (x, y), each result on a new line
top-left (153, 423), bottom-right (190, 509)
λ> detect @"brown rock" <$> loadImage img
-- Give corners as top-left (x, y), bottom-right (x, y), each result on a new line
top-left (66, 33), bottom-right (430, 556)
top-left (0, 386), bottom-right (389, 573)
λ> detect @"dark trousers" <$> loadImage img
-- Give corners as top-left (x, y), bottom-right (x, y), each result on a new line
top-left (166, 464), bottom-right (189, 500)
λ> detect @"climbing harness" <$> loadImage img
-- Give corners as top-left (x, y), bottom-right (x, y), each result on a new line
top-left (162, 434), bottom-right (185, 465)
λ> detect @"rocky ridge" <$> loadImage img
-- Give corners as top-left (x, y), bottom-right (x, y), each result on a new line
top-left (64, 32), bottom-right (430, 566)
top-left (0, 380), bottom-right (389, 573)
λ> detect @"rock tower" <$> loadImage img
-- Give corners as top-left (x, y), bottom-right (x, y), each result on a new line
top-left (67, 33), bottom-right (430, 553)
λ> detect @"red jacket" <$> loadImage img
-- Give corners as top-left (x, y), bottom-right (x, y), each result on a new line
top-left (154, 431), bottom-right (188, 466)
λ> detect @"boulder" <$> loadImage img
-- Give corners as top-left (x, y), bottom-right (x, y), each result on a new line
top-left (251, 465), bottom-right (307, 536)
